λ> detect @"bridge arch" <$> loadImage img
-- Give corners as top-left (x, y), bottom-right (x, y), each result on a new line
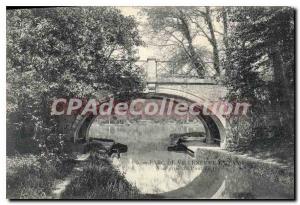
top-left (70, 87), bottom-right (230, 149)
top-left (153, 87), bottom-right (229, 146)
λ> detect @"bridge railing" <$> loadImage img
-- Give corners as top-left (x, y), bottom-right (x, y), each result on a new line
top-left (136, 58), bottom-right (215, 82)
top-left (156, 61), bottom-right (201, 79)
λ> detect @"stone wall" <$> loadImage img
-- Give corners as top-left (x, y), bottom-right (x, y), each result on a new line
top-left (157, 84), bottom-right (227, 101)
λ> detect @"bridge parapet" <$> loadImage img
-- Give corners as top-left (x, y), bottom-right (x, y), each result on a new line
top-left (155, 84), bottom-right (227, 102)
top-left (143, 58), bottom-right (227, 99)
top-left (147, 77), bottom-right (217, 85)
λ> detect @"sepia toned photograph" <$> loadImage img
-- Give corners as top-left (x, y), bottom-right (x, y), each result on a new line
top-left (6, 6), bottom-right (295, 200)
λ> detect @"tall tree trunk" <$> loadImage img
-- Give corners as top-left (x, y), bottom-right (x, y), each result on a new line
top-left (178, 11), bottom-right (205, 77)
top-left (205, 7), bottom-right (220, 75)
top-left (268, 45), bottom-right (293, 134)
top-left (222, 7), bottom-right (229, 60)
top-left (186, 32), bottom-right (205, 77)
top-left (222, 7), bottom-right (230, 77)
top-left (269, 45), bottom-right (291, 109)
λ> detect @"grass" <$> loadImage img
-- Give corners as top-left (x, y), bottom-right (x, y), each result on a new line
top-left (7, 152), bottom-right (145, 199)
top-left (61, 153), bottom-right (144, 199)
top-left (6, 154), bottom-right (76, 199)
top-left (7, 152), bottom-right (147, 199)
top-left (229, 138), bottom-right (295, 166)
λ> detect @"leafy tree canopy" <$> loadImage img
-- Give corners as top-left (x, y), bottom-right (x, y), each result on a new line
top-left (7, 7), bottom-right (144, 151)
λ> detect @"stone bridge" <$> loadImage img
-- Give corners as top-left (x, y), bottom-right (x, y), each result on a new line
top-left (66, 58), bottom-right (230, 149)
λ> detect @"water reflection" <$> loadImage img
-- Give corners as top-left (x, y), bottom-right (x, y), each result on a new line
top-left (89, 121), bottom-right (293, 199)
top-left (161, 165), bottom-right (293, 199)
top-left (112, 151), bottom-right (202, 194)
top-left (162, 166), bottom-right (224, 199)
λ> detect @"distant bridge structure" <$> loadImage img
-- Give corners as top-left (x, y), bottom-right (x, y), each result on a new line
top-left (69, 58), bottom-right (230, 149)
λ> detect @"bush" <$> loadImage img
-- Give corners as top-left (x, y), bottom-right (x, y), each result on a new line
top-left (226, 116), bottom-right (254, 151)
top-left (226, 112), bottom-right (294, 164)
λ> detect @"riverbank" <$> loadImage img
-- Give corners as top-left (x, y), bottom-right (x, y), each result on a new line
top-left (60, 153), bottom-right (143, 199)
top-left (7, 147), bottom-right (294, 199)
top-left (6, 153), bottom-right (146, 199)
top-left (6, 154), bottom-right (76, 199)
top-left (191, 146), bottom-right (294, 197)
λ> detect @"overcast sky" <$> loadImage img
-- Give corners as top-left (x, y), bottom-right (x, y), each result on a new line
top-left (119, 7), bottom-right (160, 61)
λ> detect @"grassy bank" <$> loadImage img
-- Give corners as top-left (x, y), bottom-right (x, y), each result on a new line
top-left (195, 147), bottom-right (294, 195)
top-left (6, 154), bottom-right (76, 199)
top-left (61, 153), bottom-right (144, 199)
top-left (7, 153), bottom-right (148, 199)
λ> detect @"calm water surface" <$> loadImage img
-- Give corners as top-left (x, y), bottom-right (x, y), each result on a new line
top-left (89, 121), bottom-right (293, 199)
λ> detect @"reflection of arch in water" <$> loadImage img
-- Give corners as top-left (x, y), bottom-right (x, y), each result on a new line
top-left (160, 165), bottom-right (294, 199)
top-left (160, 166), bottom-right (225, 199)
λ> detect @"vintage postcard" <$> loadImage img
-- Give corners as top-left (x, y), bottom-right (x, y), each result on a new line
top-left (6, 6), bottom-right (295, 199)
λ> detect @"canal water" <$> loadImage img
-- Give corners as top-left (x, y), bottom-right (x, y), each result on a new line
top-left (89, 120), bottom-right (293, 199)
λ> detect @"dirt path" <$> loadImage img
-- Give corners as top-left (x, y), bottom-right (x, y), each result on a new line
top-left (51, 153), bottom-right (91, 199)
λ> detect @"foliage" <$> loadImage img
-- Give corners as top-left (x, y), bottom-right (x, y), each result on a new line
top-left (225, 7), bottom-right (295, 151)
top-left (6, 7), bottom-right (144, 154)
top-left (6, 154), bottom-right (76, 199)
top-left (61, 153), bottom-right (143, 199)
top-left (142, 7), bottom-right (223, 78)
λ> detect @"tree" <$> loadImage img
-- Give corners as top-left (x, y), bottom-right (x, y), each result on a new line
top-left (221, 7), bottom-right (229, 63)
top-left (142, 7), bottom-right (209, 77)
top-left (143, 7), bottom-right (229, 78)
top-left (188, 7), bottom-right (221, 74)
top-left (225, 7), bottom-right (295, 150)
top-left (7, 7), bottom-right (144, 154)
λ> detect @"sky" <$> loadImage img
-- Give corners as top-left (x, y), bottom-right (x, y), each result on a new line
top-left (118, 7), bottom-right (160, 61)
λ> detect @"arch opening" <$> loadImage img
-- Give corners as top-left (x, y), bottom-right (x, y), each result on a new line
top-left (71, 92), bottom-right (227, 149)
